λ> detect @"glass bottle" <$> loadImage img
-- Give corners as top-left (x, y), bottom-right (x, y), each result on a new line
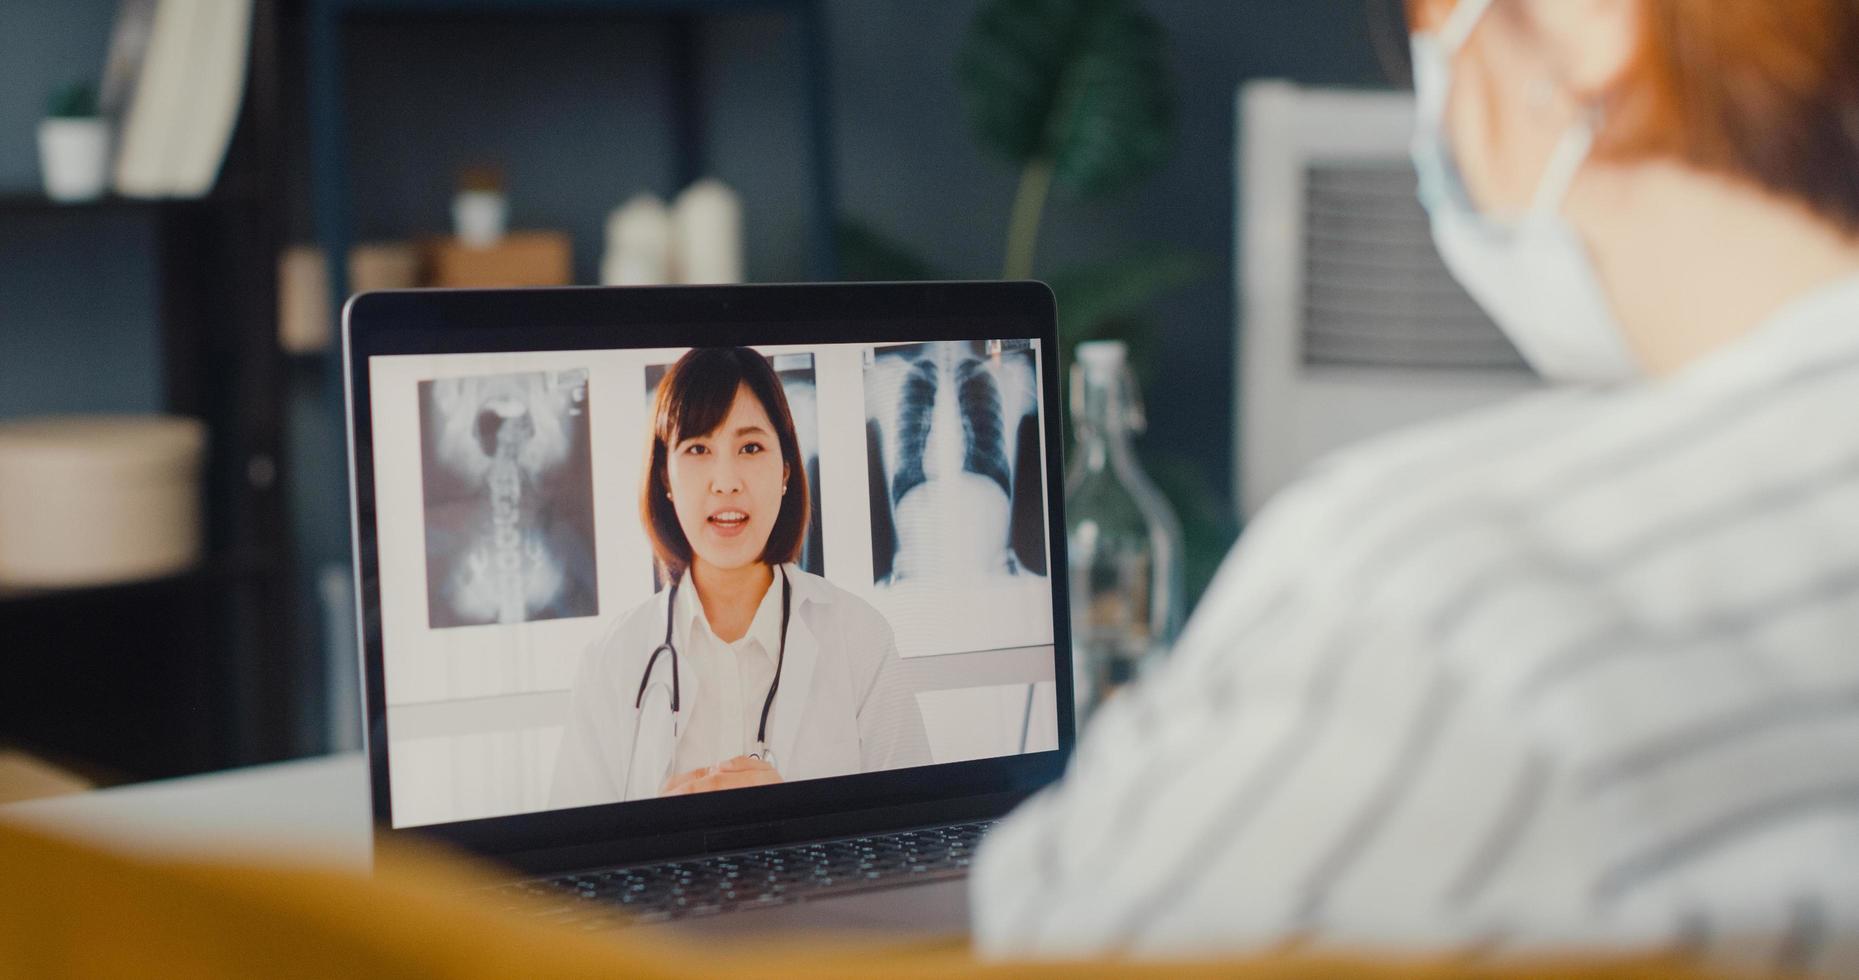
top-left (1065, 340), bottom-right (1184, 725)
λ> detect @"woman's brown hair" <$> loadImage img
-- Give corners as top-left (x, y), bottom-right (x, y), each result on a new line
top-left (640, 347), bottom-right (811, 579)
top-left (1407, 0), bottom-right (1859, 235)
top-left (1607, 0), bottom-right (1859, 235)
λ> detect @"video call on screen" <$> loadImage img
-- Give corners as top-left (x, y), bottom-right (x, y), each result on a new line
top-left (369, 338), bottom-right (1061, 828)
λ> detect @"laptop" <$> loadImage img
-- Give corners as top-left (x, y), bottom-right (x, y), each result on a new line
top-left (344, 282), bottom-right (1074, 934)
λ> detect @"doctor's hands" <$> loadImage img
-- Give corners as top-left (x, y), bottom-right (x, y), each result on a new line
top-left (660, 756), bottom-right (784, 797)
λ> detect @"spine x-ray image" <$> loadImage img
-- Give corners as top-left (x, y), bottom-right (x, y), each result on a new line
top-left (866, 340), bottom-right (1046, 585)
top-left (644, 353), bottom-right (826, 583)
top-left (419, 370), bottom-right (599, 629)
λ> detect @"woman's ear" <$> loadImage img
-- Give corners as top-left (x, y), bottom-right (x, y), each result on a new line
top-left (1406, 0), bottom-right (1456, 33)
top-left (1525, 0), bottom-right (1642, 101)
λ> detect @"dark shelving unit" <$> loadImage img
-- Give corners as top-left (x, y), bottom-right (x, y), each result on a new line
top-left (305, 0), bottom-right (845, 399)
top-left (0, 0), bottom-right (299, 783)
top-left (296, 0), bottom-right (844, 741)
top-left (306, 0), bottom-right (842, 305)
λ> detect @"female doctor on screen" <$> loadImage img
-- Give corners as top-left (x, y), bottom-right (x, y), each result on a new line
top-left (551, 347), bottom-right (930, 807)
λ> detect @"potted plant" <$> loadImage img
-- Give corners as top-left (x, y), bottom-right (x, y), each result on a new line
top-left (38, 82), bottom-right (109, 203)
top-left (840, 0), bottom-right (1235, 605)
top-left (452, 164), bottom-right (509, 248)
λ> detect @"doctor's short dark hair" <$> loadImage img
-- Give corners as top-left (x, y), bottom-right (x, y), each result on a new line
top-left (640, 347), bottom-right (811, 579)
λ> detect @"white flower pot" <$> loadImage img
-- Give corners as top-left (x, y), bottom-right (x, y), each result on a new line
top-left (38, 117), bottom-right (111, 202)
top-left (452, 190), bottom-right (508, 247)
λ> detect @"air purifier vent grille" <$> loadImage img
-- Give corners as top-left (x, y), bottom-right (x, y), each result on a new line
top-left (1300, 161), bottom-right (1529, 373)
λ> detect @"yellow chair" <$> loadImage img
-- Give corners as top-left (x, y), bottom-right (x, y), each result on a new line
top-left (0, 820), bottom-right (1733, 979)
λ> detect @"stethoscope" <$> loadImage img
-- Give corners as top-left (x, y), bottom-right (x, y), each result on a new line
top-left (634, 565), bottom-right (791, 768)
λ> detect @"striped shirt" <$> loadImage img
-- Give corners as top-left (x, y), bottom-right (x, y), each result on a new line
top-left (972, 276), bottom-right (1859, 975)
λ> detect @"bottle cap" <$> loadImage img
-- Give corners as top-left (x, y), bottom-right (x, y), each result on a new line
top-left (1075, 340), bottom-right (1127, 375)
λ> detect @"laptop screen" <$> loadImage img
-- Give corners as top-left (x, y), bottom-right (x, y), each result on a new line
top-left (363, 334), bottom-right (1062, 830)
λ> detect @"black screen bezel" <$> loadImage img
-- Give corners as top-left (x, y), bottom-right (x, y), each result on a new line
top-left (344, 282), bottom-right (1073, 872)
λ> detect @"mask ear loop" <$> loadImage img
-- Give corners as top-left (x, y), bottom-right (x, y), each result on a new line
top-left (1528, 119), bottom-right (1597, 218)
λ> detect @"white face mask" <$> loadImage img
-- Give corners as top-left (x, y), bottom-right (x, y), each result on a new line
top-left (1410, 0), bottom-right (1640, 384)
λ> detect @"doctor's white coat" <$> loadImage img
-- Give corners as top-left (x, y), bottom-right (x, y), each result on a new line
top-left (549, 565), bottom-right (930, 807)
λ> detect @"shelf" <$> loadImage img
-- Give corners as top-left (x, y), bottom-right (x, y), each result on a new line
top-left (0, 0), bottom-right (301, 780)
top-left (0, 551), bottom-right (276, 608)
top-left (306, 0), bottom-right (839, 318)
top-left (0, 191), bottom-right (262, 216)
top-left (329, 0), bottom-right (801, 14)
top-left (0, 192), bottom-right (177, 214)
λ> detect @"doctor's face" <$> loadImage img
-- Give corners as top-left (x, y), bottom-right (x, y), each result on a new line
top-left (666, 384), bottom-right (790, 576)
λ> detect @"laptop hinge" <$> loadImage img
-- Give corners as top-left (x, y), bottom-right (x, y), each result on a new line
top-left (703, 823), bottom-right (781, 854)
top-left (495, 789), bottom-right (1030, 876)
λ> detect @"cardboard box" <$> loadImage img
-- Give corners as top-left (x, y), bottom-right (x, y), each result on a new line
top-left (428, 231), bottom-right (573, 288)
top-left (278, 242), bottom-right (423, 354)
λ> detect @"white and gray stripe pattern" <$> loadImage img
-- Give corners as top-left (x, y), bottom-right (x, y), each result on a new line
top-left (972, 277), bottom-right (1859, 976)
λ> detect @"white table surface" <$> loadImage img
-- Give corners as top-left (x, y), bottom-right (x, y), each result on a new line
top-left (0, 752), bottom-right (372, 869)
top-left (1, 752), bottom-right (981, 938)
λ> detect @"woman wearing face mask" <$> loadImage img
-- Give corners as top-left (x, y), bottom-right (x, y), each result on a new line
top-left (551, 348), bottom-right (929, 806)
top-left (973, 0), bottom-right (1859, 970)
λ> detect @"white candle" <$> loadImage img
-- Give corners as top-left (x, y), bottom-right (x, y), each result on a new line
top-left (673, 178), bottom-right (743, 284)
top-left (601, 193), bottom-right (672, 286)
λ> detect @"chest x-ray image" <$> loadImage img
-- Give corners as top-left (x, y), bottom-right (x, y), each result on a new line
top-left (419, 369), bottom-right (599, 629)
top-left (866, 340), bottom-right (1051, 657)
top-left (644, 352), bottom-right (825, 584)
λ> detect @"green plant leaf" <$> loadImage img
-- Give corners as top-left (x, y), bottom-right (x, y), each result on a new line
top-left (47, 82), bottom-right (98, 119)
top-left (836, 218), bottom-right (949, 282)
top-left (958, 0), bottom-right (1176, 201)
top-left (1046, 250), bottom-right (1207, 402)
top-left (1047, 248), bottom-right (1208, 346)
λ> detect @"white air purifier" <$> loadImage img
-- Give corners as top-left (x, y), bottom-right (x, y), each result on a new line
top-left (1235, 81), bottom-right (1541, 519)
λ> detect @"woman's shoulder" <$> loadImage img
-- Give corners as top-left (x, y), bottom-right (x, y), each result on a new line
top-left (580, 591), bottom-right (670, 674)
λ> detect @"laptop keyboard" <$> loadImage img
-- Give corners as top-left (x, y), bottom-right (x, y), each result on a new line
top-left (497, 820), bottom-right (994, 926)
